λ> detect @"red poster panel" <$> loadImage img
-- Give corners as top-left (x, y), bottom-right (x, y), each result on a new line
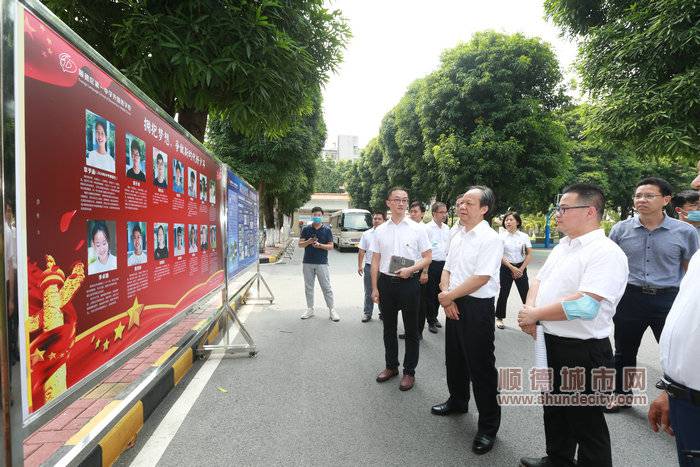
top-left (19, 10), bottom-right (224, 415)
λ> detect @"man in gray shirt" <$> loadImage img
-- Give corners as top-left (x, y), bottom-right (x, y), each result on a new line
top-left (607, 177), bottom-right (699, 412)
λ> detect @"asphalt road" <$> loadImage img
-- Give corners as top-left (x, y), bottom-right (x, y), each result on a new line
top-left (118, 246), bottom-right (677, 467)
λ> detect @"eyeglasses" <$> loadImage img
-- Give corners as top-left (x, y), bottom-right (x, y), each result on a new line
top-left (389, 198), bottom-right (409, 204)
top-left (633, 193), bottom-right (664, 200)
top-left (555, 205), bottom-right (590, 215)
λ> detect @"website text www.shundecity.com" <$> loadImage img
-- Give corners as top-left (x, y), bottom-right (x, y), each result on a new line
top-left (496, 366), bottom-right (649, 407)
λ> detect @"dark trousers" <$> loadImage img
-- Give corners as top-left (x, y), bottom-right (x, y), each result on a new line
top-left (544, 333), bottom-right (613, 467)
top-left (669, 395), bottom-right (700, 466)
top-left (613, 285), bottom-right (676, 394)
top-left (495, 263), bottom-right (529, 319)
top-left (445, 295), bottom-right (500, 437)
top-left (419, 261), bottom-right (444, 334)
top-left (378, 273), bottom-right (420, 375)
top-left (417, 281), bottom-right (429, 336)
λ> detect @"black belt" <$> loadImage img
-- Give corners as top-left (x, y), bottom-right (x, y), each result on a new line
top-left (657, 376), bottom-right (700, 406)
top-left (628, 284), bottom-right (679, 296)
top-left (380, 272), bottom-right (418, 283)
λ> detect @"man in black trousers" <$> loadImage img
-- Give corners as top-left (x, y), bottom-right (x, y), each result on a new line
top-left (433, 186), bottom-right (503, 455)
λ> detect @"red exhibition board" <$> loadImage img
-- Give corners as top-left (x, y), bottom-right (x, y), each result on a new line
top-left (19, 9), bottom-right (224, 416)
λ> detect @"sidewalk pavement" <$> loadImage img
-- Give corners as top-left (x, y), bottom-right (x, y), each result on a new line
top-left (23, 242), bottom-right (285, 466)
top-left (259, 238), bottom-right (293, 264)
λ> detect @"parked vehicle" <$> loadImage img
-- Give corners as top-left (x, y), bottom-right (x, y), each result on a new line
top-left (329, 209), bottom-right (372, 251)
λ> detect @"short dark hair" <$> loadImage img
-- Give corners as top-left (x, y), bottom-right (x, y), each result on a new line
top-left (562, 183), bottom-right (605, 220)
top-left (386, 186), bottom-right (407, 200)
top-left (311, 206), bottom-right (324, 215)
top-left (431, 202), bottom-right (447, 213)
top-left (156, 153), bottom-right (164, 163)
top-left (130, 139), bottom-right (140, 154)
top-left (131, 223), bottom-right (142, 237)
top-left (637, 177), bottom-right (672, 197)
top-left (671, 190), bottom-right (699, 209)
top-left (372, 210), bottom-right (386, 220)
top-left (91, 221), bottom-right (110, 243)
top-left (94, 120), bottom-right (106, 133)
top-left (409, 201), bottom-right (425, 213)
top-left (502, 211), bottom-right (522, 229)
top-left (467, 185), bottom-right (496, 221)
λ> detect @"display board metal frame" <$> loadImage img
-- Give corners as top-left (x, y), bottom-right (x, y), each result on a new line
top-left (0, 0), bottom-right (262, 463)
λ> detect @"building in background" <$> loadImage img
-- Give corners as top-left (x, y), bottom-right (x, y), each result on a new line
top-left (321, 148), bottom-right (338, 160)
top-left (293, 192), bottom-right (351, 235)
top-left (337, 135), bottom-right (360, 161)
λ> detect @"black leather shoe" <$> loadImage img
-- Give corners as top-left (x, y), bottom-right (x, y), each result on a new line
top-left (472, 433), bottom-right (495, 455)
top-left (519, 456), bottom-right (555, 467)
top-left (428, 323), bottom-right (438, 333)
top-left (431, 400), bottom-right (468, 415)
top-left (361, 314), bottom-right (371, 323)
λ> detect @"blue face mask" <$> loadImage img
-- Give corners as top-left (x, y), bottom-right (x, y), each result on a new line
top-left (312, 216), bottom-right (322, 224)
top-left (562, 294), bottom-right (601, 320)
top-left (687, 210), bottom-right (700, 222)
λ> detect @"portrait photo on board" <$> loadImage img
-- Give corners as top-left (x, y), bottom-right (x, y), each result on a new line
top-left (125, 134), bottom-right (146, 181)
top-left (85, 110), bottom-right (116, 173)
top-left (188, 224), bottom-right (198, 253)
top-left (173, 223), bottom-right (185, 257)
top-left (188, 167), bottom-right (197, 198)
top-left (127, 221), bottom-right (148, 266)
top-left (172, 159), bottom-right (184, 194)
top-left (153, 149), bottom-right (168, 189)
top-left (153, 223), bottom-right (169, 259)
top-left (87, 220), bottom-right (117, 275)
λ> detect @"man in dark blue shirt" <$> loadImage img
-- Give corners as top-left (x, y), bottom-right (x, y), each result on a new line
top-left (299, 207), bottom-right (338, 321)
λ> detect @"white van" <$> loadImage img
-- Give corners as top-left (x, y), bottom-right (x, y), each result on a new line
top-left (329, 209), bottom-right (372, 251)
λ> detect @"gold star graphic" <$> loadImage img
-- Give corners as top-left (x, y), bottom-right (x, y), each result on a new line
top-left (31, 348), bottom-right (45, 364)
top-left (48, 352), bottom-right (56, 360)
top-left (114, 322), bottom-right (125, 340)
top-left (126, 297), bottom-right (144, 330)
top-left (94, 338), bottom-right (101, 350)
top-left (103, 339), bottom-right (110, 351)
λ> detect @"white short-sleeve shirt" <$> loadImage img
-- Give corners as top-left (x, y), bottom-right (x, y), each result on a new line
top-left (426, 220), bottom-right (451, 261)
top-left (535, 229), bottom-right (629, 339)
top-left (660, 250), bottom-right (700, 390)
top-left (500, 229), bottom-right (532, 263)
top-left (444, 221), bottom-right (503, 298)
top-left (370, 217), bottom-right (431, 276)
top-left (358, 227), bottom-right (376, 265)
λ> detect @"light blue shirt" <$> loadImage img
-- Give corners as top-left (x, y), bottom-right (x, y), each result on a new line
top-left (609, 214), bottom-right (699, 288)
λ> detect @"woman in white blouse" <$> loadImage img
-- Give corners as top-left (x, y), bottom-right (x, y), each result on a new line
top-left (495, 211), bottom-right (532, 329)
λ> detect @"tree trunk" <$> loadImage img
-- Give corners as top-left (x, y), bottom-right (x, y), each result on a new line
top-left (258, 181), bottom-right (266, 253)
top-left (178, 107), bottom-right (208, 142)
top-left (263, 193), bottom-right (276, 230)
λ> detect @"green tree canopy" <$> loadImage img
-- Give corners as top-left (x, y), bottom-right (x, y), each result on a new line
top-left (545, 0), bottom-right (700, 159)
top-left (207, 88), bottom-right (326, 227)
top-left (45, 0), bottom-right (349, 140)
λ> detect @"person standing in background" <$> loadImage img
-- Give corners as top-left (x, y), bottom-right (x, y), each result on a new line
top-left (671, 189), bottom-right (700, 238)
top-left (399, 201), bottom-right (430, 340)
top-left (607, 177), bottom-right (699, 412)
top-left (495, 211), bottom-right (532, 330)
top-left (423, 202), bottom-right (450, 334)
top-left (358, 211), bottom-right (386, 322)
top-left (299, 207), bottom-right (339, 322)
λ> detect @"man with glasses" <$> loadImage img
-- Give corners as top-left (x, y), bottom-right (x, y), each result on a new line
top-left (518, 183), bottom-right (628, 467)
top-left (606, 177), bottom-right (699, 412)
top-left (423, 202), bottom-right (450, 335)
top-left (371, 187), bottom-right (431, 391)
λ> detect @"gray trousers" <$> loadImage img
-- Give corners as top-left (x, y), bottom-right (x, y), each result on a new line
top-left (363, 263), bottom-right (374, 315)
top-left (302, 263), bottom-right (334, 310)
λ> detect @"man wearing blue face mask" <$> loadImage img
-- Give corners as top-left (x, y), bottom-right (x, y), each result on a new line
top-left (672, 190), bottom-right (700, 239)
top-left (299, 207), bottom-right (338, 322)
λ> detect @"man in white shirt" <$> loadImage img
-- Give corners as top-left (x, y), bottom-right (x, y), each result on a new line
top-left (358, 211), bottom-right (385, 322)
top-left (517, 183), bottom-right (629, 467)
top-left (433, 186), bottom-right (503, 455)
top-left (447, 194), bottom-right (465, 253)
top-left (371, 187), bottom-right (431, 391)
top-left (648, 159), bottom-right (700, 466)
top-left (403, 201), bottom-right (430, 340)
top-left (423, 202), bottom-right (450, 334)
